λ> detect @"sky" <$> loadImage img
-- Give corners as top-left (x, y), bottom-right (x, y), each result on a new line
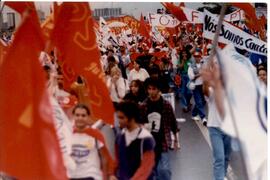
top-left (35, 2), bottom-right (203, 19)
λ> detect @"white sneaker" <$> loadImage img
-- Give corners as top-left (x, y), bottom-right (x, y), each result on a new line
top-left (192, 115), bottom-right (201, 121)
top-left (202, 118), bottom-right (207, 126)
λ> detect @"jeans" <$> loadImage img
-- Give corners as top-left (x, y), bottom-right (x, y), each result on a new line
top-left (208, 127), bottom-right (232, 180)
top-left (192, 85), bottom-right (206, 119)
top-left (179, 73), bottom-right (192, 109)
top-left (150, 152), bottom-right (171, 180)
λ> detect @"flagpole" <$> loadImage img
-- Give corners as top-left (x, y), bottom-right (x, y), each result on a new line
top-left (208, 4), bottom-right (250, 180)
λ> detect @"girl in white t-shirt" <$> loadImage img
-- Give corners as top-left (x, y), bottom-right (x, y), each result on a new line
top-left (68, 104), bottom-right (115, 180)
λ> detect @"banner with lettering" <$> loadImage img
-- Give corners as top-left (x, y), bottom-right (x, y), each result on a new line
top-left (182, 7), bottom-right (245, 24)
top-left (203, 10), bottom-right (267, 56)
top-left (148, 12), bottom-right (180, 28)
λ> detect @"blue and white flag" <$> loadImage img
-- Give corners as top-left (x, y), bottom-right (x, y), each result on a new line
top-left (218, 44), bottom-right (267, 179)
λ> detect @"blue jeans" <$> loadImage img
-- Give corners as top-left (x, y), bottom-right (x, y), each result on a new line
top-left (192, 85), bottom-right (206, 119)
top-left (151, 152), bottom-right (171, 180)
top-left (179, 73), bottom-right (192, 109)
top-left (208, 127), bottom-right (232, 180)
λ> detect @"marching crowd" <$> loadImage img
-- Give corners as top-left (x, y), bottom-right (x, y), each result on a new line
top-left (0, 18), bottom-right (267, 180)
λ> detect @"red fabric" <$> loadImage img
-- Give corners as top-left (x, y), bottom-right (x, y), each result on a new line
top-left (131, 151), bottom-right (155, 180)
top-left (51, 2), bottom-right (114, 125)
top-left (231, 3), bottom-right (260, 32)
top-left (0, 39), bottom-right (7, 66)
top-left (162, 2), bottom-right (188, 22)
top-left (0, 14), bottom-right (67, 180)
top-left (138, 14), bottom-right (151, 39)
top-left (179, 2), bottom-right (185, 7)
top-left (4, 2), bottom-right (35, 15)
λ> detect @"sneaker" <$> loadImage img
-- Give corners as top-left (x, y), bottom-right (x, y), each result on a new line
top-left (202, 118), bottom-right (207, 126)
top-left (192, 115), bottom-right (201, 121)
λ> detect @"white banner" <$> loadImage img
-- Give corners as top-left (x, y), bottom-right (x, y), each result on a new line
top-left (148, 13), bottom-right (180, 28)
top-left (203, 10), bottom-right (267, 56)
top-left (182, 7), bottom-right (204, 24)
top-left (218, 44), bottom-right (267, 179)
top-left (182, 7), bottom-right (245, 24)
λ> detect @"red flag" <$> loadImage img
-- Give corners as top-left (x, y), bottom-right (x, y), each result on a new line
top-left (162, 2), bottom-right (188, 22)
top-left (179, 2), bottom-right (185, 7)
top-left (230, 3), bottom-right (259, 32)
top-left (0, 14), bottom-right (67, 180)
top-left (51, 2), bottom-right (114, 125)
top-left (138, 13), bottom-right (151, 39)
top-left (0, 39), bottom-right (8, 66)
top-left (4, 2), bottom-right (35, 15)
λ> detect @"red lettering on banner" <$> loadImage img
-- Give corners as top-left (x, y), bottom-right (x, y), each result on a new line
top-left (230, 10), bottom-right (240, 22)
top-left (159, 15), bottom-right (170, 26)
top-left (192, 11), bottom-right (199, 22)
top-left (148, 13), bottom-right (156, 24)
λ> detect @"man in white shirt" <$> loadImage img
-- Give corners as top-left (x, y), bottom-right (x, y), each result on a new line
top-left (188, 52), bottom-right (207, 125)
top-left (128, 60), bottom-right (150, 82)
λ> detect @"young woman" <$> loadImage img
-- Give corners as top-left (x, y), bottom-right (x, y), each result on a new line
top-left (68, 104), bottom-right (114, 180)
top-left (124, 80), bottom-right (146, 104)
top-left (107, 66), bottom-right (129, 107)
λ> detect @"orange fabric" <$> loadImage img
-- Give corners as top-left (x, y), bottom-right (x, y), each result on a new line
top-left (51, 2), bottom-right (114, 125)
top-left (162, 2), bottom-right (188, 22)
top-left (0, 14), bottom-right (67, 180)
top-left (131, 151), bottom-right (155, 180)
top-left (138, 14), bottom-right (151, 39)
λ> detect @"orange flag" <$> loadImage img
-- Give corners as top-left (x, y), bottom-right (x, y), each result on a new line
top-left (162, 2), bottom-right (188, 22)
top-left (51, 2), bottom-right (114, 125)
top-left (138, 13), bottom-right (151, 39)
top-left (0, 14), bottom-right (67, 180)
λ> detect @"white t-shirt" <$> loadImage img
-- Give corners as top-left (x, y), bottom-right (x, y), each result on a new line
top-left (68, 133), bottom-right (103, 179)
top-left (188, 62), bottom-right (203, 86)
top-left (107, 77), bottom-right (129, 102)
top-left (128, 68), bottom-right (150, 82)
top-left (206, 88), bottom-right (222, 128)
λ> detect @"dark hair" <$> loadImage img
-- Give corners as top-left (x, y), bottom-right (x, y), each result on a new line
top-left (72, 104), bottom-right (91, 115)
top-left (148, 66), bottom-right (161, 76)
top-left (257, 67), bottom-right (267, 75)
top-left (107, 56), bottom-right (116, 63)
top-left (116, 101), bottom-right (141, 123)
top-left (144, 78), bottom-right (161, 90)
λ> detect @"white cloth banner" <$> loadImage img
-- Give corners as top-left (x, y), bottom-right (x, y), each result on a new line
top-left (218, 44), bottom-right (267, 179)
top-left (148, 12), bottom-right (180, 27)
top-left (50, 97), bottom-right (73, 155)
top-left (203, 10), bottom-right (267, 56)
top-left (181, 7), bottom-right (245, 24)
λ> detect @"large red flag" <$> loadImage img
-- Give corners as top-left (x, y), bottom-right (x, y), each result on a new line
top-left (0, 13), bottom-right (67, 180)
top-left (162, 2), bottom-right (188, 22)
top-left (51, 2), bottom-right (114, 125)
top-left (138, 13), bottom-right (151, 39)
